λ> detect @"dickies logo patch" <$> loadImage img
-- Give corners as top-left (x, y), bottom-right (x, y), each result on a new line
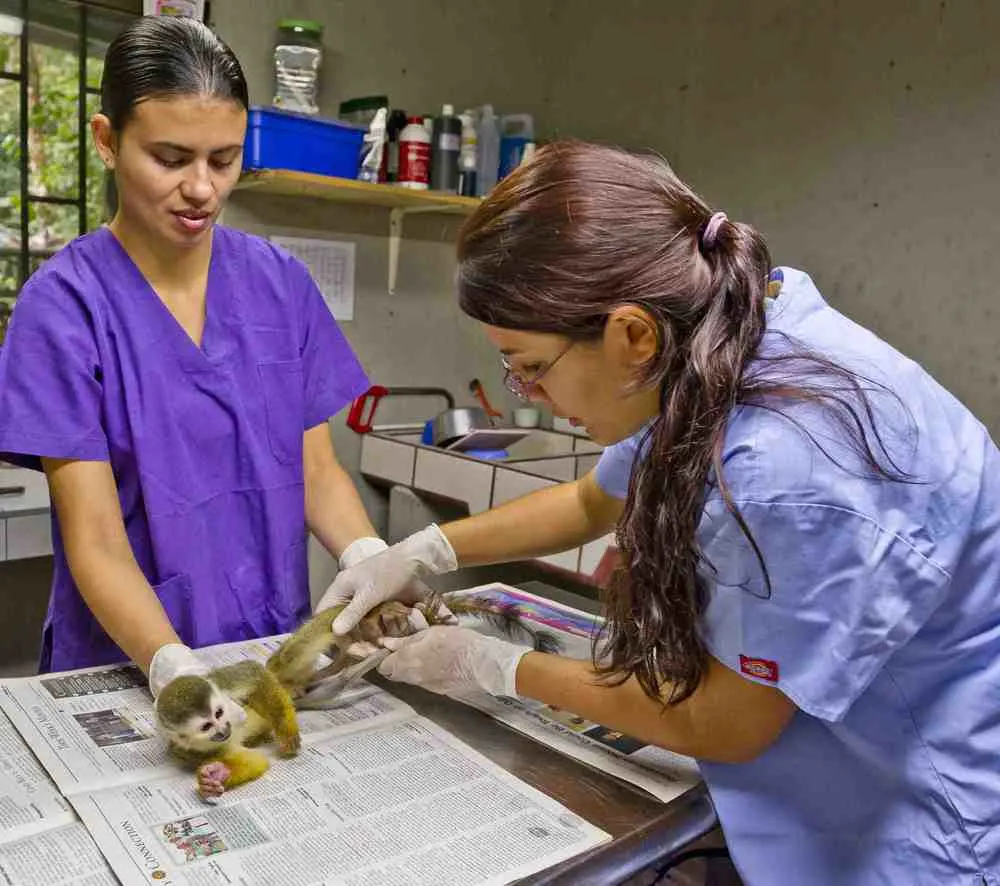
top-left (739, 655), bottom-right (779, 683)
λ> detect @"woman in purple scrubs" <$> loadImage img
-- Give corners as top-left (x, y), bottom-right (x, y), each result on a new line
top-left (0, 17), bottom-right (388, 693)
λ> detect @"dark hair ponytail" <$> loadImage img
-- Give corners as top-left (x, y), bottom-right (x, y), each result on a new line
top-left (611, 215), bottom-right (773, 703)
top-left (101, 16), bottom-right (248, 130)
top-left (457, 141), bottom-right (909, 705)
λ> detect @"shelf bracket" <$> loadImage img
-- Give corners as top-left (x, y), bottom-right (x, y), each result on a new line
top-left (388, 205), bottom-right (462, 295)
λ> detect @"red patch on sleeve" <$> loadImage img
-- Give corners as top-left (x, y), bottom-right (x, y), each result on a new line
top-left (739, 655), bottom-right (779, 683)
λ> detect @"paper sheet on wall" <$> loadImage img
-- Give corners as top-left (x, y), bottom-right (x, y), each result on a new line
top-left (272, 235), bottom-right (356, 322)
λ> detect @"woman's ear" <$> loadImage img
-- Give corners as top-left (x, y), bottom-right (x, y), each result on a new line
top-left (91, 114), bottom-right (116, 170)
top-left (604, 305), bottom-right (660, 373)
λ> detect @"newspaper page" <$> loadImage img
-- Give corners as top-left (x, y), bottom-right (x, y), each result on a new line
top-left (72, 716), bottom-right (608, 886)
top-left (0, 821), bottom-right (119, 886)
top-left (0, 708), bottom-right (119, 884)
top-left (450, 583), bottom-right (704, 804)
top-left (0, 636), bottom-right (416, 797)
top-left (0, 705), bottom-right (76, 840)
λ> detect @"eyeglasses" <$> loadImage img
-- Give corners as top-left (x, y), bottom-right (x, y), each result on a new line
top-left (501, 342), bottom-right (574, 401)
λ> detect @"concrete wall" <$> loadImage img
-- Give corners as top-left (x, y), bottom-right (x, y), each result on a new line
top-left (546, 0), bottom-right (1000, 435)
top-left (213, 0), bottom-right (1000, 597)
top-left (210, 0), bottom-right (552, 124)
top-left (211, 0), bottom-right (551, 595)
top-left (221, 195), bottom-right (524, 599)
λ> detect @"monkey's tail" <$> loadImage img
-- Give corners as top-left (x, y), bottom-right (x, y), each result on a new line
top-left (443, 595), bottom-right (564, 655)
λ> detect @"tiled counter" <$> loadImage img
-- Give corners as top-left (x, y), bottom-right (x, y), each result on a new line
top-left (359, 429), bottom-right (619, 583)
top-left (0, 466), bottom-right (53, 561)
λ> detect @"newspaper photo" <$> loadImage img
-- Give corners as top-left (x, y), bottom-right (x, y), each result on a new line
top-left (450, 583), bottom-right (704, 804)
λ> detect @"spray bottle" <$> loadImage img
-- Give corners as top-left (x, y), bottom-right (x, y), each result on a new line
top-left (458, 111), bottom-right (478, 197)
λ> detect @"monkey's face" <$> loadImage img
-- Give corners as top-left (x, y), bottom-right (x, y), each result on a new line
top-left (175, 689), bottom-right (244, 752)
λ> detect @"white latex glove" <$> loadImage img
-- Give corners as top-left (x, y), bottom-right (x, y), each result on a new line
top-left (316, 524), bottom-right (458, 635)
top-left (337, 536), bottom-right (389, 570)
top-left (378, 625), bottom-right (531, 698)
top-left (148, 643), bottom-right (207, 698)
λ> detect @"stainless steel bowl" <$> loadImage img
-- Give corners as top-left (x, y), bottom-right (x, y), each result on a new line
top-left (431, 407), bottom-right (492, 447)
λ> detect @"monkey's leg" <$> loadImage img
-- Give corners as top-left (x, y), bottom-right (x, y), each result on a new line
top-left (245, 668), bottom-right (301, 756)
top-left (241, 709), bottom-right (272, 748)
top-left (266, 605), bottom-right (344, 691)
top-left (296, 649), bottom-right (390, 710)
top-left (305, 645), bottom-right (356, 684)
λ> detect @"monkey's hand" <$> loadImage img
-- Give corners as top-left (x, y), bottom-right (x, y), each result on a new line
top-left (276, 727), bottom-right (301, 757)
top-left (197, 761), bottom-right (230, 801)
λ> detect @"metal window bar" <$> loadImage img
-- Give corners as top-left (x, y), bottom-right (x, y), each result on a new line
top-left (10, 0), bottom-right (100, 290)
top-left (78, 2), bottom-right (87, 234)
top-left (17, 0), bottom-right (28, 290)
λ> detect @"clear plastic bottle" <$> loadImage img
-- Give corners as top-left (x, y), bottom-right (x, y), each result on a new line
top-left (272, 19), bottom-right (323, 116)
top-left (475, 105), bottom-right (500, 197)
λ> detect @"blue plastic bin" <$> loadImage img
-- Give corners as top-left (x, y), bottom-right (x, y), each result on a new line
top-left (244, 106), bottom-right (365, 178)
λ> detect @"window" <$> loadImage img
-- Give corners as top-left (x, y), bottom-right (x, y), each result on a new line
top-left (0, 0), bottom-right (137, 340)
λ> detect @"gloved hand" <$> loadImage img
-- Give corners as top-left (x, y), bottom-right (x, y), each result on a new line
top-left (148, 643), bottom-right (207, 698)
top-left (337, 536), bottom-right (389, 570)
top-left (378, 625), bottom-right (531, 698)
top-left (316, 524), bottom-right (459, 635)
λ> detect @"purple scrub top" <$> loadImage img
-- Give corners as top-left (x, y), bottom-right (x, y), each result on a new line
top-left (0, 226), bottom-right (369, 671)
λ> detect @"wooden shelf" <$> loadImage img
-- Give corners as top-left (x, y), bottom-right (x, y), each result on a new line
top-left (236, 169), bottom-right (481, 215)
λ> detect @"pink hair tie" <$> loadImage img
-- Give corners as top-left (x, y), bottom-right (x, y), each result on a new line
top-left (701, 212), bottom-right (728, 250)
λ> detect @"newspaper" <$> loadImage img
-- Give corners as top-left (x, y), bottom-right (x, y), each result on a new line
top-left (0, 635), bottom-right (414, 798)
top-left (450, 583), bottom-right (704, 804)
top-left (73, 717), bottom-right (605, 886)
top-left (0, 633), bottom-right (609, 885)
top-left (0, 821), bottom-right (120, 885)
top-left (0, 707), bottom-right (119, 884)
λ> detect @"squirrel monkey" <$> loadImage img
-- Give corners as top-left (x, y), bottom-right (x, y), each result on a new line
top-left (154, 660), bottom-right (300, 801)
top-left (156, 595), bottom-right (561, 800)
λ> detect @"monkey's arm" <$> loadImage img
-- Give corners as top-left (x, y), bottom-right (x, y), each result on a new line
top-left (243, 666), bottom-right (301, 755)
top-left (197, 748), bottom-right (271, 799)
top-left (218, 748), bottom-right (270, 787)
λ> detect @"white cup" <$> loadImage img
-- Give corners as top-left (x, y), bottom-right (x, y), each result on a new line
top-left (513, 407), bottom-right (541, 428)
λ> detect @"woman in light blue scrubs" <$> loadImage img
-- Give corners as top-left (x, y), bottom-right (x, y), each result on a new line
top-left (322, 142), bottom-right (1000, 884)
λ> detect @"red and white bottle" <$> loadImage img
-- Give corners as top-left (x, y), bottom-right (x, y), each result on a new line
top-left (398, 116), bottom-right (431, 190)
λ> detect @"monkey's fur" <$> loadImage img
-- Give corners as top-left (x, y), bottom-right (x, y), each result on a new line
top-left (154, 660), bottom-right (301, 801)
top-left (267, 594), bottom-right (563, 700)
top-left (155, 594), bottom-right (560, 800)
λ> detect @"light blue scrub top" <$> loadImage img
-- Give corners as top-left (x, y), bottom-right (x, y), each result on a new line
top-left (595, 268), bottom-right (1000, 886)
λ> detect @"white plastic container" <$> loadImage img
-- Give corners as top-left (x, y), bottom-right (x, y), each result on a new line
top-left (458, 110), bottom-right (478, 197)
top-left (398, 116), bottom-right (431, 190)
